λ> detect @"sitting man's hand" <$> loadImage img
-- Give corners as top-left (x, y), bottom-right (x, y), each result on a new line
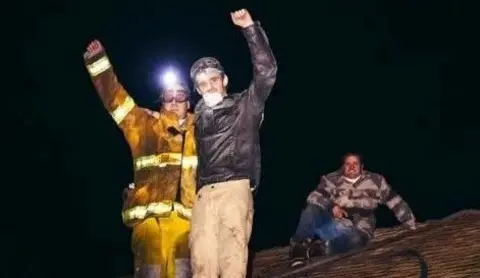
top-left (332, 205), bottom-right (348, 219)
top-left (405, 219), bottom-right (417, 230)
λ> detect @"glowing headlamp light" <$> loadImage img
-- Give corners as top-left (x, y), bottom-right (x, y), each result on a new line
top-left (162, 70), bottom-right (178, 88)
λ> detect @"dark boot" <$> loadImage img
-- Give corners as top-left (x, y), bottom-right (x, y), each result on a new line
top-left (289, 239), bottom-right (310, 268)
top-left (308, 239), bottom-right (326, 259)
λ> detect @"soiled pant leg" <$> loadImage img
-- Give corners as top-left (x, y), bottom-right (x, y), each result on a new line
top-left (132, 218), bottom-right (165, 278)
top-left (132, 213), bottom-right (192, 278)
top-left (217, 180), bottom-right (254, 278)
top-left (170, 212), bottom-right (192, 278)
top-left (154, 211), bottom-right (193, 278)
top-left (189, 185), bottom-right (219, 278)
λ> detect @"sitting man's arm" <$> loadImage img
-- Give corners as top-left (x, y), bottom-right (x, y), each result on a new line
top-left (306, 176), bottom-right (336, 210)
top-left (379, 176), bottom-right (417, 230)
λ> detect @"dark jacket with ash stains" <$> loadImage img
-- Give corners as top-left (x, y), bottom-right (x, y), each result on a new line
top-left (84, 49), bottom-right (197, 228)
top-left (307, 170), bottom-right (416, 239)
top-left (194, 21), bottom-right (277, 190)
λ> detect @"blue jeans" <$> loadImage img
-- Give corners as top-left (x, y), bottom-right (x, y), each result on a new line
top-left (291, 204), bottom-right (369, 255)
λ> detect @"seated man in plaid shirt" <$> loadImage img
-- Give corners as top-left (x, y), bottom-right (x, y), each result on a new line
top-left (289, 152), bottom-right (417, 267)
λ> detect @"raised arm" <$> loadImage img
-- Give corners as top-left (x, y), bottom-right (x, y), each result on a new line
top-left (232, 9), bottom-right (278, 108)
top-left (83, 40), bottom-right (142, 127)
top-left (379, 176), bottom-right (417, 229)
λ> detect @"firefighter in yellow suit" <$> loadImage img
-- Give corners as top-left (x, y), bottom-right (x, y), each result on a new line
top-left (83, 39), bottom-right (197, 278)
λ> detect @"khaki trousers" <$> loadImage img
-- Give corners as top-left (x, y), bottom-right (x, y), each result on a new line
top-left (189, 179), bottom-right (254, 278)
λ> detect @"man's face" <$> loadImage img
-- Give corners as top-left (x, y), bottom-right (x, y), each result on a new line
top-left (161, 84), bottom-right (189, 119)
top-left (194, 68), bottom-right (227, 95)
top-left (342, 155), bottom-right (363, 179)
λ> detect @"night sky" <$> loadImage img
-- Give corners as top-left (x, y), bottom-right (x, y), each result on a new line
top-left (13, 0), bottom-right (480, 277)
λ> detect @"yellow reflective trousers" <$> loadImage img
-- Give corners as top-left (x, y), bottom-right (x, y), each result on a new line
top-left (132, 212), bottom-right (191, 278)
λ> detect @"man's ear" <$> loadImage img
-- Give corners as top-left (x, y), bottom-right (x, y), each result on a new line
top-left (187, 101), bottom-right (191, 109)
top-left (223, 74), bottom-right (229, 87)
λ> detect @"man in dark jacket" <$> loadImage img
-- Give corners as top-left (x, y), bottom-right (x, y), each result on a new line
top-left (188, 8), bottom-right (277, 278)
top-left (289, 153), bottom-right (417, 268)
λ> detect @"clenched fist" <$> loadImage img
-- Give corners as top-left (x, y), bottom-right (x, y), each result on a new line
top-left (230, 9), bottom-right (254, 28)
top-left (83, 39), bottom-right (105, 60)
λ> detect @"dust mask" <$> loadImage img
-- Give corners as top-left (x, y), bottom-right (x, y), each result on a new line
top-left (203, 92), bottom-right (224, 107)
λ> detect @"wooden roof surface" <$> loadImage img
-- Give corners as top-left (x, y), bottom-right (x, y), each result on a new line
top-left (251, 209), bottom-right (480, 278)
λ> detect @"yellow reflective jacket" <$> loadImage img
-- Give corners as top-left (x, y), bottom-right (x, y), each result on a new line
top-left (84, 50), bottom-right (197, 228)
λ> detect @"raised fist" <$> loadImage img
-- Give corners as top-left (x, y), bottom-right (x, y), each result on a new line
top-left (83, 39), bottom-right (104, 60)
top-left (230, 9), bottom-right (254, 28)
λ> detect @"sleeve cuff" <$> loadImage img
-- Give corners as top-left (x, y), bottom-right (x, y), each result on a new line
top-left (241, 21), bottom-right (261, 36)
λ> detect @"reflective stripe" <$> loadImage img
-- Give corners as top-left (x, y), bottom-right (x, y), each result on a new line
top-left (111, 95), bottom-right (136, 124)
top-left (135, 152), bottom-right (198, 171)
top-left (86, 56), bottom-right (112, 77)
top-left (173, 202), bottom-right (192, 219)
top-left (122, 201), bottom-right (192, 223)
top-left (122, 201), bottom-right (172, 223)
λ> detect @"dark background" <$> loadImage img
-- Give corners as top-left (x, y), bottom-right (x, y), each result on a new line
top-left (10, 0), bottom-right (479, 277)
